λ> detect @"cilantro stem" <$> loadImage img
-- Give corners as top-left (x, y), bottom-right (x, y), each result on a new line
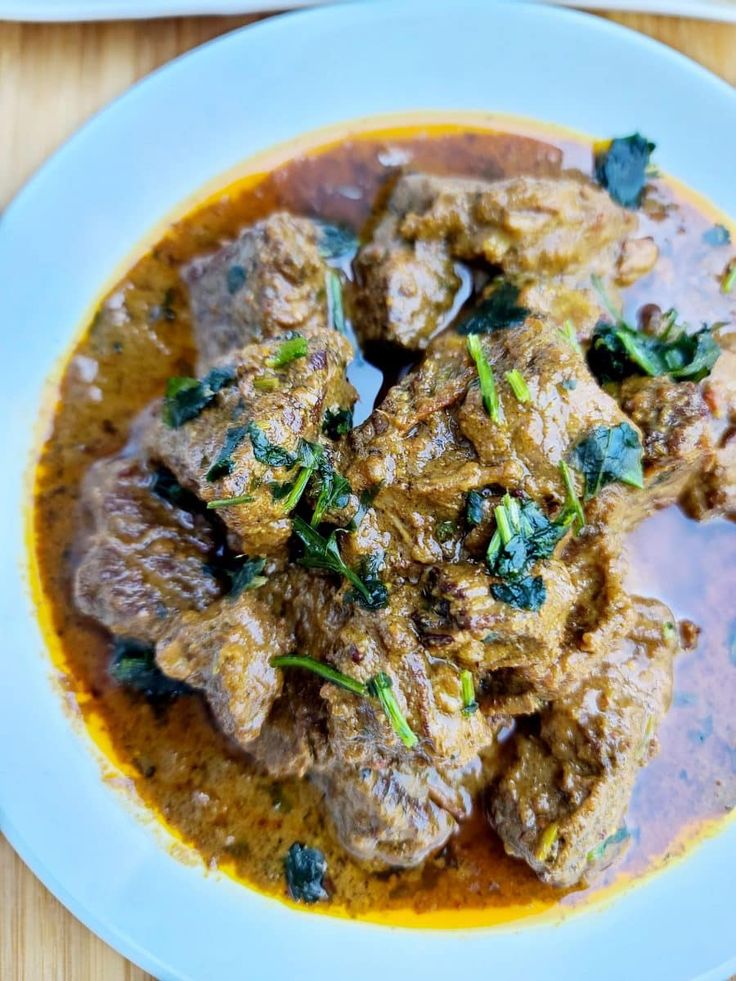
top-left (467, 334), bottom-right (501, 422)
top-left (207, 493), bottom-right (254, 509)
top-left (494, 504), bottom-right (513, 545)
top-left (367, 672), bottom-right (418, 749)
top-left (271, 654), bottom-right (368, 696)
top-left (265, 335), bottom-right (308, 369)
top-left (280, 466), bottom-right (313, 513)
top-left (722, 262), bottom-right (736, 295)
top-left (558, 460), bottom-right (585, 532)
top-left (461, 670), bottom-right (479, 716)
top-left (558, 319), bottom-right (583, 356)
top-left (505, 368), bottom-right (531, 403)
top-left (327, 270), bottom-right (346, 333)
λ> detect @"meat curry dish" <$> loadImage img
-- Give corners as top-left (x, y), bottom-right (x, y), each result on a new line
top-left (34, 120), bottom-right (736, 923)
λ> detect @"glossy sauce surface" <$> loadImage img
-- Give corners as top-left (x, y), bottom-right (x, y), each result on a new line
top-left (33, 121), bottom-right (736, 925)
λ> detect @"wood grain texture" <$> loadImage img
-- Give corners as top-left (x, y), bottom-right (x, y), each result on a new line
top-left (0, 9), bottom-right (734, 979)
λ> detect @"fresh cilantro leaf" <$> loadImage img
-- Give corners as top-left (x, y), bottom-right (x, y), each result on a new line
top-left (486, 494), bottom-right (566, 582)
top-left (594, 133), bottom-right (655, 208)
top-left (570, 423), bottom-right (644, 499)
top-left (205, 424), bottom-right (249, 481)
top-left (109, 637), bottom-right (191, 697)
top-left (265, 334), bottom-right (308, 369)
top-left (491, 575), bottom-right (547, 611)
top-left (163, 364), bottom-right (237, 427)
top-left (226, 556), bottom-right (267, 596)
top-left (311, 459), bottom-right (352, 526)
top-left (465, 490), bottom-right (486, 528)
top-left (703, 224), bottom-right (731, 247)
top-left (246, 422), bottom-right (298, 469)
top-left (322, 407), bottom-right (354, 439)
top-left (316, 222), bottom-right (359, 260)
top-left (150, 467), bottom-right (202, 513)
top-left (227, 264), bottom-right (247, 294)
top-left (284, 843), bottom-right (328, 904)
top-left (457, 281), bottom-right (529, 335)
top-left (589, 321), bottom-right (720, 384)
top-left (292, 517), bottom-right (388, 611)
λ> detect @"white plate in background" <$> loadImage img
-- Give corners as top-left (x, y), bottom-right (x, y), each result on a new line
top-left (1, 3), bottom-right (735, 979)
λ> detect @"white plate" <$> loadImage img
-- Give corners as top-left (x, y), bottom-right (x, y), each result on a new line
top-left (1, 3), bottom-right (735, 978)
top-left (3, 0), bottom-right (736, 23)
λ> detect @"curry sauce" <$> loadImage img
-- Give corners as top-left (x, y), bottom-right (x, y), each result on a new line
top-left (33, 119), bottom-right (736, 925)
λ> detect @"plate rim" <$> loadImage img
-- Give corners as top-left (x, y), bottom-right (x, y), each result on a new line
top-left (1, 2), bottom-right (735, 978)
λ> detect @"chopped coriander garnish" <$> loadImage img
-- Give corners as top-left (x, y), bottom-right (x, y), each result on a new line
top-left (163, 365), bottom-right (236, 428)
top-left (491, 575), bottom-right (546, 611)
top-left (558, 319), bottom-right (582, 356)
top-left (703, 224), bottom-right (731, 247)
top-left (227, 556), bottom-right (267, 596)
top-left (327, 270), bottom-right (346, 333)
top-left (109, 637), bottom-right (190, 698)
top-left (465, 490), bottom-right (485, 528)
top-left (505, 368), bottom-right (531, 404)
top-left (284, 843), bottom-right (328, 904)
top-left (226, 264), bottom-right (247, 294)
top-left (594, 133), bottom-right (655, 209)
top-left (265, 334), bottom-right (309, 369)
top-left (436, 520), bottom-right (457, 543)
top-left (535, 822), bottom-right (560, 862)
top-left (322, 407), bottom-right (354, 439)
top-left (207, 493), bottom-right (254, 509)
top-left (558, 460), bottom-right (585, 533)
top-left (486, 493), bottom-right (566, 582)
top-left (246, 422), bottom-right (298, 469)
top-left (311, 461), bottom-right (351, 526)
top-left (570, 423), bottom-right (644, 499)
top-left (316, 222), bottom-right (359, 260)
top-left (467, 334), bottom-right (501, 422)
top-left (461, 670), bottom-right (478, 716)
top-left (589, 275), bottom-right (720, 383)
top-left (205, 424), bottom-right (249, 481)
top-left (271, 653), bottom-right (368, 696)
top-left (253, 375), bottom-right (279, 392)
top-left (722, 261), bottom-right (736, 295)
top-left (366, 672), bottom-right (418, 749)
top-left (280, 466), bottom-right (314, 513)
top-left (457, 281), bottom-right (529, 335)
top-left (273, 656), bottom-right (418, 748)
top-left (292, 516), bottom-right (388, 610)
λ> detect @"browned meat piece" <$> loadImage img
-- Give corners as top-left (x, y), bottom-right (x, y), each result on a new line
top-left (312, 755), bottom-right (480, 868)
top-left (346, 315), bottom-right (636, 571)
top-left (143, 329), bottom-right (356, 555)
top-left (354, 173), bottom-right (657, 350)
top-left (74, 455), bottom-right (221, 643)
top-left (397, 173), bottom-right (641, 277)
top-left (354, 214), bottom-right (463, 350)
top-left (489, 597), bottom-right (677, 888)
top-left (156, 589), bottom-right (291, 747)
top-left (618, 375), bottom-right (713, 511)
top-left (680, 344), bottom-right (736, 520)
top-left (185, 213), bottom-right (331, 371)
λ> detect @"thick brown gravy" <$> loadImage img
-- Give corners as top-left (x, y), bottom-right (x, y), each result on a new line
top-left (33, 120), bottom-right (736, 926)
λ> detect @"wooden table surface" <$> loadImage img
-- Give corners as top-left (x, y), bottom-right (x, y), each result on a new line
top-left (1, 8), bottom-right (735, 979)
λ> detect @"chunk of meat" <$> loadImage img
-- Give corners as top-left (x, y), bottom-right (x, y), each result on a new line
top-left (143, 329), bottom-right (356, 555)
top-left (354, 173), bottom-right (657, 350)
top-left (489, 597), bottom-right (677, 888)
top-left (346, 315), bottom-right (637, 571)
top-left (74, 455), bottom-right (221, 643)
top-left (185, 213), bottom-right (331, 371)
top-left (156, 589), bottom-right (290, 747)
